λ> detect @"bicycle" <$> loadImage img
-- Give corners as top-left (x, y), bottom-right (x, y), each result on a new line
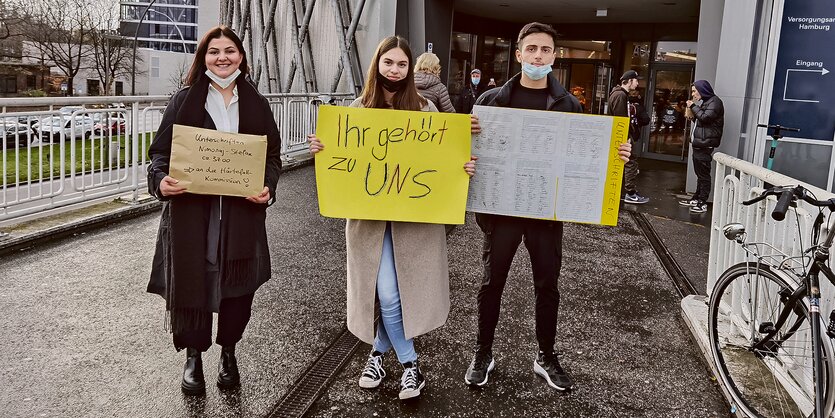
top-left (709, 184), bottom-right (835, 418)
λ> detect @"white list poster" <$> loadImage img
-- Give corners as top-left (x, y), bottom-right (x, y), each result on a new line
top-left (466, 105), bottom-right (628, 226)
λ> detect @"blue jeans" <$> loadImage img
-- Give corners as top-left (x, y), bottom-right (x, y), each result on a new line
top-left (372, 223), bottom-right (418, 364)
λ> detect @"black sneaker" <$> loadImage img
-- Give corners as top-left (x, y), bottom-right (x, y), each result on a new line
top-left (533, 351), bottom-right (574, 391)
top-left (398, 359), bottom-right (426, 400)
top-left (358, 350), bottom-right (385, 389)
top-left (690, 202), bottom-right (708, 213)
top-left (464, 349), bottom-right (495, 386)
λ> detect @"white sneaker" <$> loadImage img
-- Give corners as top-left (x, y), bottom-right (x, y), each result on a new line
top-left (358, 351), bottom-right (385, 389)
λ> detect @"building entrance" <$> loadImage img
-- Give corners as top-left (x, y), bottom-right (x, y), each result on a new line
top-left (644, 65), bottom-right (695, 161)
top-left (552, 61), bottom-right (612, 115)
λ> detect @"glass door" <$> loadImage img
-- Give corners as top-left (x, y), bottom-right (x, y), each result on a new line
top-left (644, 66), bottom-right (694, 161)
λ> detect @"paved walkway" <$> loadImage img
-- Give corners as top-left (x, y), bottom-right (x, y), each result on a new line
top-left (0, 164), bottom-right (727, 417)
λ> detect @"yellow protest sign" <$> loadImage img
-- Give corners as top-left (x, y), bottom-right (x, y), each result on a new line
top-left (314, 105), bottom-right (471, 224)
top-left (169, 124), bottom-right (267, 197)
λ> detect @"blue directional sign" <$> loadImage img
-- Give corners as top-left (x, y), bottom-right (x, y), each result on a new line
top-left (769, 0), bottom-right (835, 141)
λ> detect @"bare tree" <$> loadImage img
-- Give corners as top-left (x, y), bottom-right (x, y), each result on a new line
top-left (24, 0), bottom-right (92, 96)
top-left (167, 57), bottom-right (190, 93)
top-left (0, 2), bottom-right (29, 60)
top-left (89, 6), bottom-right (138, 96)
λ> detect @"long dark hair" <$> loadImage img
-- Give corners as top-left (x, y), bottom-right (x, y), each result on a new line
top-left (184, 25), bottom-right (249, 87)
top-left (360, 36), bottom-right (427, 111)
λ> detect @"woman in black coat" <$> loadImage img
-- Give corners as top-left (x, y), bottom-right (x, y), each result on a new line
top-left (146, 25), bottom-right (281, 395)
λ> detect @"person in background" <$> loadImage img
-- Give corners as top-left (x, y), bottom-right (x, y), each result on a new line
top-left (414, 52), bottom-right (455, 113)
top-left (456, 68), bottom-right (486, 114)
top-left (307, 35), bottom-right (479, 401)
top-left (608, 70), bottom-right (649, 205)
top-left (679, 80), bottom-right (724, 214)
top-left (487, 78), bottom-right (497, 89)
top-left (146, 25), bottom-right (281, 396)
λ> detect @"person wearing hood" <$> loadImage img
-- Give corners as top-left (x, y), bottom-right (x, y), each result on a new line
top-left (608, 69), bottom-right (649, 205)
top-left (679, 80), bottom-right (724, 214)
top-left (463, 21), bottom-right (632, 392)
top-left (456, 68), bottom-right (486, 114)
top-left (413, 52), bottom-right (455, 113)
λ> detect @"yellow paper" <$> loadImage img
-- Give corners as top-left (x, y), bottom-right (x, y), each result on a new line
top-left (314, 105), bottom-right (471, 224)
top-left (169, 124), bottom-right (267, 197)
top-left (600, 116), bottom-right (629, 226)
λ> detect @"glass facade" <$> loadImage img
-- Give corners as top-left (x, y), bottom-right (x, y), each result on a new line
top-left (119, 0), bottom-right (198, 53)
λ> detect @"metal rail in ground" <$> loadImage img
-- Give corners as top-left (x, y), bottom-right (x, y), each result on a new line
top-left (629, 210), bottom-right (699, 297)
top-left (265, 326), bottom-right (362, 418)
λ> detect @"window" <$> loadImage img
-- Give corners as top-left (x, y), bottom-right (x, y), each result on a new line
top-left (87, 79), bottom-right (101, 96)
top-left (0, 76), bottom-right (16, 94)
top-left (151, 56), bottom-right (160, 78)
top-left (654, 41), bottom-right (697, 63)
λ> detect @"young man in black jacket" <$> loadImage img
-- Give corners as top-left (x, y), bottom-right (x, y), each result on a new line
top-left (463, 22), bottom-right (631, 392)
top-left (608, 70), bottom-right (649, 204)
top-left (679, 80), bottom-right (724, 213)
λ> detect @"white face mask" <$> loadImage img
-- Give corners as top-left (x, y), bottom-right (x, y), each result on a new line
top-left (205, 68), bottom-right (241, 89)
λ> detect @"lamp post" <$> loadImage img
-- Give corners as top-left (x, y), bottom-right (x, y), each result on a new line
top-left (131, 0), bottom-right (157, 95)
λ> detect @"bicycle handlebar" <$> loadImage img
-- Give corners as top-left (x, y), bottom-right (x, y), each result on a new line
top-left (743, 185), bottom-right (835, 221)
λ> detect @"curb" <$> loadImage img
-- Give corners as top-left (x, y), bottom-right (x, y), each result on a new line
top-left (0, 158), bottom-right (313, 257)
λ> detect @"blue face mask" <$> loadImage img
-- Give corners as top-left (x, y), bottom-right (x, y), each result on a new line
top-left (521, 62), bottom-right (552, 81)
top-left (471, 77), bottom-right (481, 86)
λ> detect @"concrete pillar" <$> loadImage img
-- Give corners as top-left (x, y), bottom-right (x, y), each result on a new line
top-left (688, 0), bottom-right (766, 199)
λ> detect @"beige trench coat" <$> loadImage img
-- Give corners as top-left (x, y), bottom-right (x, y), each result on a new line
top-left (344, 97), bottom-right (450, 344)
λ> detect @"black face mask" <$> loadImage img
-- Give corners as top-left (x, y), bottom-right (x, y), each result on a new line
top-left (377, 72), bottom-right (409, 93)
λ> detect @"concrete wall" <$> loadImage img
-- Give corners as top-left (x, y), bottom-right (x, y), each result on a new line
top-left (691, 0), bottom-right (768, 198)
top-left (354, 0), bottom-right (397, 81)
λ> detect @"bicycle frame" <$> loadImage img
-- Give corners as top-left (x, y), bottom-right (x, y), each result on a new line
top-left (745, 214), bottom-right (835, 418)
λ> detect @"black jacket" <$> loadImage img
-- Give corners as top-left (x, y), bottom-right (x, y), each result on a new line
top-left (690, 95), bottom-right (724, 149)
top-left (456, 83), bottom-right (486, 114)
top-left (475, 72), bottom-right (582, 113)
top-left (146, 75), bottom-right (281, 326)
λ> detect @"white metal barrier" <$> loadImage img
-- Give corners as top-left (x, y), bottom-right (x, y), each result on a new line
top-left (0, 92), bottom-right (353, 224)
top-left (708, 152), bottom-right (835, 414)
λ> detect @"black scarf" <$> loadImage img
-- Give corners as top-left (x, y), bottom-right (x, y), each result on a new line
top-left (166, 73), bottom-right (267, 334)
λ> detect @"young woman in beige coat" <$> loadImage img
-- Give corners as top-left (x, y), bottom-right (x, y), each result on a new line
top-left (308, 35), bottom-right (479, 400)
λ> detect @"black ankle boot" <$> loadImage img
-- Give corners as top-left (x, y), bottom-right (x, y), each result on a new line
top-left (217, 345), bottom-right (240, 388)
top-left (181, 348), bottom-right (206, 395)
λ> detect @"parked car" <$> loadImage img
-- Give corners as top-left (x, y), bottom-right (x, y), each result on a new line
top-left (33, 115), bottom-right (96, 142)
top-left (58, 106), bottom-right (87, 116)
top-left (92, 113), bottom-right (127, 136)
top-left (1, 121), bottom-right (38, 147)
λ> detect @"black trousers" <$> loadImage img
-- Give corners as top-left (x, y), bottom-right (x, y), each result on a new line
top-left (173, 292), bottom-right (255, 352)
top-left (475, 215), bottom-right (563, 353)
top-left (692, 148), bottom-right (713, 203)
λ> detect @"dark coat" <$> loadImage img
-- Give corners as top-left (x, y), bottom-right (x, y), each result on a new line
top-left (690, 95), bottom-right (724, 149)
top-left (146, 76), bottom-right (281, 315)
top-left (456, 83), bottom-right (486, 114)
top-left (414, 72), bottom-right (455, 113)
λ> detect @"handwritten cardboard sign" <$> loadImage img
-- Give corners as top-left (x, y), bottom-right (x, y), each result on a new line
top-left (314, 105), bottom-right (471, 224)
top-left (169, 124), bottom-right (267, 197)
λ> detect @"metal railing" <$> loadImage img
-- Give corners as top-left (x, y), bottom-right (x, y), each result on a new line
top-left (708, 152), bottom-right (835, 411)
top-left (0, 92), bottom-right (354, 224)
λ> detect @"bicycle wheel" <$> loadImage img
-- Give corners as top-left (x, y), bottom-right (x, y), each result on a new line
top-left (709, 262), bottom-right (835, 417)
